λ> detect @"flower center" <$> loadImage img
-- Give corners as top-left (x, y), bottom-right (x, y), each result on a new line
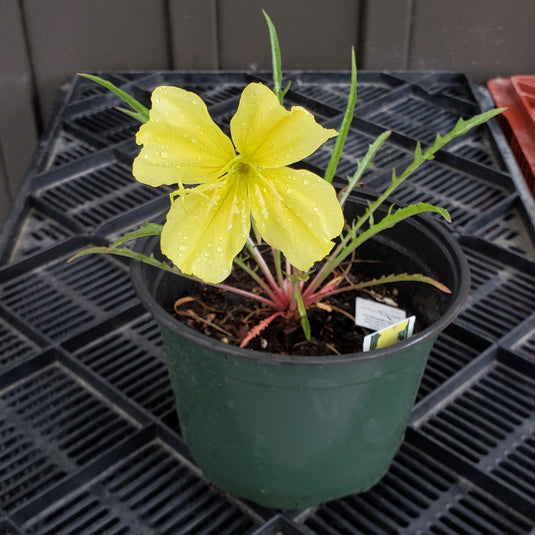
top-left (238, 162), bottom-right (251, 174)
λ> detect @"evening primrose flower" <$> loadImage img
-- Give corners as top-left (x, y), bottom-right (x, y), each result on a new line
top-left (133, 82), bottom-right (343, 283)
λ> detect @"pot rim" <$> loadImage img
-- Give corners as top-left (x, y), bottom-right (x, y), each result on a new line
top-left (130, 210), bottom-right (470, 367)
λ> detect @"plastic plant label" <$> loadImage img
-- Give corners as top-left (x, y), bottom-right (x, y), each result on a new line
top-left (363, 316), bottom-right (416, 352)
top-left (355, 296), bottom-right (406, 331)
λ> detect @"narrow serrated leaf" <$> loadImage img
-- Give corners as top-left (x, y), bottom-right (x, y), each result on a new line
top-left (110, 221), bottom-right (163, 248)
top-left (353, 272), bottom-right (451, 293)
top-left (324, 47), bottom-right (357, 183)
top-left (339, 130), bottom-right (391, 207)
top-left (79, 73), bottom-right (149, 123)
top-left (263, 10), bottom-right (285, 104)
top-left (114, 106), bottom-right (147, 123)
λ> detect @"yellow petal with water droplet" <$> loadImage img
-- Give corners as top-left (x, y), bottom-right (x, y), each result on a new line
top-left (230, 83), bottom-right (337, 168)
top-left (249, 167), bottom-right (344, 271)
top-left (133, 86), bottom-right (236, 187)
top-left (161, 173), bottom-right (250, 283)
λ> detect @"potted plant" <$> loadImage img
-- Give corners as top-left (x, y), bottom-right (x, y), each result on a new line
top-left (71, 12), bottom-right (502, 509)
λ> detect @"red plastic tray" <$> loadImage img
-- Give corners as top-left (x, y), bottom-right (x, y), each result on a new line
top-left (488, 75), bottom-right (535, 196)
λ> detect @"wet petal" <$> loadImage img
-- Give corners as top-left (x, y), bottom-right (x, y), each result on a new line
top-left (230, 83), bottom-right (337, 168)
top-left (161, 173), bottom-right (250, 283)
top-left (249, 167), bottom-right (344, 271)
top-left (133, 86), bottom-right (236, 187)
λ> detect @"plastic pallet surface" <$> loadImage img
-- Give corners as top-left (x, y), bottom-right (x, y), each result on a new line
top-left (0, 71), bottom-right (535, 534)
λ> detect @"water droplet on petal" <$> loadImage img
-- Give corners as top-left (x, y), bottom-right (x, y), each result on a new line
top-left (216, 246), bottom-right (223, 253)
top-left (160, 150), bottom-right (169, 159)
top-left (178, 244), bottom-right (187, 251)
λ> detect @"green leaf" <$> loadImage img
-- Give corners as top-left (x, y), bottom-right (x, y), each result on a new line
top-left (79, 73), bottom-right (150, 123)
top-left (339, 129), bottom-right (391, 207)
top-left (114, 106), bottom-right (148, 123)
top-left (109, 221), bottom-right (163, 248)
top-left (295, 286), bottom-right (312, 341)
top-left (352, 272), bottom-right (452, 294)
top-left (68, 244), bottom-right (180, 274)
top-left (324, 48), bottom-right (357, 184)
top-left (262, 10), bottom-right (285, 104)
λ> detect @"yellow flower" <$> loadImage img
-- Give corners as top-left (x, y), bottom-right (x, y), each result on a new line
top-left (133, 82), bottom-right (343, 283)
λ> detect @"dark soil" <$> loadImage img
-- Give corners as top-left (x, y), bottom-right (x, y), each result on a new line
top-left (170, 254), bottom-right (419, 356)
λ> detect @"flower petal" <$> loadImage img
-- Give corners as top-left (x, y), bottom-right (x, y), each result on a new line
top-left (230, 83), bottom-right (337, 168)
top-left (249, 167), bottom-right (344, 271)
top-left (161, 173), bottom-right (250, 284)
top-left (133, 86), bottom-right (236, 187)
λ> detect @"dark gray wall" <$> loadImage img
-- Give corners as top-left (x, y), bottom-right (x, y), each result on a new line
top-left (1, 0), bottom-right (534, 226)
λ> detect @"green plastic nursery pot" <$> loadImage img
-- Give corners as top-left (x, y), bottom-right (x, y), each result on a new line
top-left (130, 197), bottom-right (470, 509)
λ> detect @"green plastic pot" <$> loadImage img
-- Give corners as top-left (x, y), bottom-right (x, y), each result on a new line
top-left (130, 196), bottom-right (469, 509)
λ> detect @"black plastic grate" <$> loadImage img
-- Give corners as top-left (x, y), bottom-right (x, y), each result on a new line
top-left (7, 207), bottom-right (73, 261)
top-left (72, 313), bottom-right (175, 420)
top-left (250, 516), bottom-right (307, 535)
top-left (67, 73), bottom-right (136, 103)
top-left (21, 439), bottom-right (258, 535)
top-left (364, 91), bottom-right (461, 145)
top-left (290, 72), bottom-right (406, 110)
top-left (511, 326), bottom-right (535, 361)
top-left (416, 327), bottom-right (489, 402)
top-left (37, 160), bottom-right (167, 230)
top-left (370, 158), bottom-right (512, 230)
top-left (0, 417), bottom-right (67, 513)
top-left (305, 128), bottom-right (409, 181)
top-left (0, 253), bottom-right (137, 341)
top-left (68, 106), bottom-right (139, 145)
top-left (44, 131), bottom-right (98, 170)
top-left (0, 319), bottom-right (40, 369)
top-left (1, 71), bottom-right (535, 532)
top-left (22, 491), bottom-right (130, 535)
top-left (303, 443), bottom-right (533, 535)
top-left (458, 247), bottom-right (535, 340)
top-left (417, 73), bottom-right (477, 102)
top-left (419, 361), bottom-right (535, 496)
top-left (471, 200), bottom-right (535, 258)
top-left (492, 435), bottom-right (535, 501)
top-left (132, 72), bottom-right (250, 107)
top-left (0, 363), bottom-right (139, 466)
